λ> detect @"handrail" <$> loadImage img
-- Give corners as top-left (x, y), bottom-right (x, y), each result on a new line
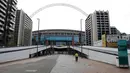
top-left (0, 46), bottom-right (45, 54)
top-left (73, 46), bottom-right (118, 56)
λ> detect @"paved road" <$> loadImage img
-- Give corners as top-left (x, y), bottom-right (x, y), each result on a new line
top-left (0, 55), bottom-right (130, 73)
top-left (51, 55), bottom-right (130, 73)
top-left (0, 55), bottom-right (59, 73)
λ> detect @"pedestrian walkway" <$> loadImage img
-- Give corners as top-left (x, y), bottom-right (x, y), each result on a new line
top-left (51, 55), bottom-right (130, 73)
top-left (0, 55), bottom-right (130, 73)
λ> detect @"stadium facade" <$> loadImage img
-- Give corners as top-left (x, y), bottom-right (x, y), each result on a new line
top-left (32, 29), bottom-right (85, 46)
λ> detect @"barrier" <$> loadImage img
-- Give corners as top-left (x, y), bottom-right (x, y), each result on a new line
top-left (0, 45), bottom-right (48, 63)
top-left (0, 45), bottom-right (130, 66)
top-left (72, 46), bottom-right (130, 66)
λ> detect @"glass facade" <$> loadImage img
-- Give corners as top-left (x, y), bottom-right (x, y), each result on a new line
top-left (32, 29), bottom-right (85, 45)
top-left (32, 35), bottom-right (79, 45)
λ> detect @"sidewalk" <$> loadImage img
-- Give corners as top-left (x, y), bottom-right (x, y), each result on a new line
top-left (51, 55), bottom-right (130, 73)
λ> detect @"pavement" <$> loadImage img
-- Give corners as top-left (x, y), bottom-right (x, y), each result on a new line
top-left (0, 55), bottom-right (59, 73)
top-left (51, 55), bottom-right (130, 73)
top-left (0, 55), bottom-right (130, 73)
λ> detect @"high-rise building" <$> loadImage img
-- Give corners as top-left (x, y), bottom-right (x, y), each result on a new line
top-left (110, 26), bottom-right (121, 35)
top-left (85, 11), bottom-right (110, 46)
top-left (0, 0), bottom-right (7, 46)
top-left (0, 0), bottom-right (17, 46)
top-left (14, 10), bottom-right (32, 46)
top-left (85, 14), bottom-right (93, 46)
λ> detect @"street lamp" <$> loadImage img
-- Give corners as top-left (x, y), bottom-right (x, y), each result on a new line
top-left (37, 18), bottom-right (40, 57)
top-left (80, 19), bottom-right (83, 53)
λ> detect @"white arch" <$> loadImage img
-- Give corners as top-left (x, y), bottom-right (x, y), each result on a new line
top-left (30, 3), bottom-right (88, 18)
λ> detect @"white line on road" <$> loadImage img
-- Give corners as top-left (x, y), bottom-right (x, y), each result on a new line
top-left (25, 70), bottom-right (37, 72)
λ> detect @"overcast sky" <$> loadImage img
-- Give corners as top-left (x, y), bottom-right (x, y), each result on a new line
top-left (17, 0), bottom-right (130, 34)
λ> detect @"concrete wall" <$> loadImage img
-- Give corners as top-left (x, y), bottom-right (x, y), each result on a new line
top-left (87, 50), bottom-right (117, 65)
top-left (72, 46), bottom-right (130, 66)
top-left (0, 50), bottom-right (30, 63)
top-left (0, 46), bottom-right (47, 63)
top-left (0, 45), bottom-right (130, 67)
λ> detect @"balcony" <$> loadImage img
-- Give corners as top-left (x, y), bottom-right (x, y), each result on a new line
top-left (96, 15), bottom-right (100, 18)
top-left (100, 13), bottom-right (103, 15)
top-left (0, 32), bottom-right (3, 36)
top-left (8, 23), bottom-right (13, 27)
top-left (9, 19), bottom-right (15, 25)
top-left (0, 0), bottom-right (7, 7)
top-left (104, 12), bottom-right (108, 15)
top-left (0, 27), bottom-right (4, 32)
top-left (8, 27), bottom-right (14, 32)
top-left (0, 8), bottom-right (6, 15)
top-left (104, 17), bottom-right (108, 20)
top-left (11, 5), bottom-right (17, 12)
top-left (97, 20), bottom-right (100, 23)
top-left (9, 12), bottom-right (16, 17)
top-left (100, 18), bottom-right (104, 20)
top-left (0, 13), bottom-right (5, 19)
top-left (105, 21), bottom-right (109, 22)
top-left (8, 15), bottom-right (14, 20)
top-left (13, 0), bottom-right (17, 5)
top-left (10, 8), bottom-right (15, 12)
top-left (0, 21), bottom-right (4, 27)
top-left (0, 18), bottom-right (5, 23)
top-left (105, 22), bottom-right (109, 24)
top-left (96, 12), bottom-right (100, 15)
top-left (12, 1), bottom-right (17, 5)
top-left (0, 26), bottom-right (4, 33)
top-left (0, 3), bottom-right (7, 10)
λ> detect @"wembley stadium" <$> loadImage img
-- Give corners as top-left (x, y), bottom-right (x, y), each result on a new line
top-left (32, 29), bottom-right (85, 46)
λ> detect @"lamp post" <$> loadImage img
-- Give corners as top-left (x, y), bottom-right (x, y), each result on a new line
top-left (37, 18), bottom-right (40, 57)
top-left (80, 19), bottom-right (83, 53)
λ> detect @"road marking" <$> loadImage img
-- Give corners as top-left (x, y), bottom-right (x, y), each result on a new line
top-left (25, 70), bottom-right (37, 72)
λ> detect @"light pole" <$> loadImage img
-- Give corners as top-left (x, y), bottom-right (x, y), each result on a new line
top-left (80, 19), bottom-right (83, 53)
top-left (37, 18), bottom-right (40, 57)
